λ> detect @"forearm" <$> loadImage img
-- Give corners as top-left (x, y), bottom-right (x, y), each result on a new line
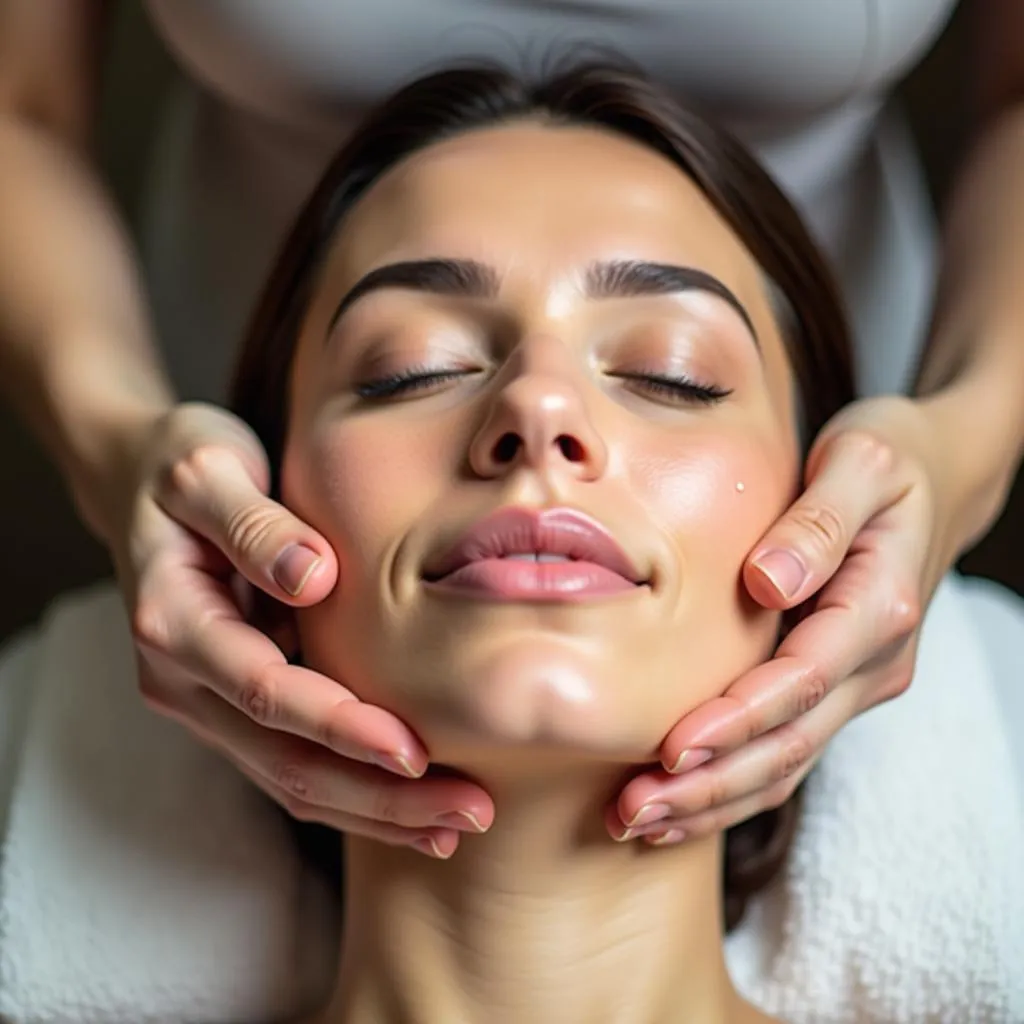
top-left (0, 115), bottom-right (174, 541)
top-left (914, 101), bottom-right (1024, 551)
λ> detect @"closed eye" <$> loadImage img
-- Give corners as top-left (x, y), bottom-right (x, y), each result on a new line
top-left (354, 367), bottom-right (480, 400)
top-left (614, 371), bottom-right (732, 405)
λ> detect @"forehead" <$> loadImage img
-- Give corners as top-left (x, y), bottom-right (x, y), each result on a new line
top-left (324, 122), bottom-right (767, 300)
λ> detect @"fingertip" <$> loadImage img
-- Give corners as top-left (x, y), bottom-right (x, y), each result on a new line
top-left (657, 733), bottom-right (689, 776)
top-left (349, 704), bottom-right (430, 772)
top-left (267, 542), bottom-right (338, 606)
top-left (457, 807), bottom-right (494, 834)
top-left (372, 751), bottom-right (429, 778)
top-left (745, 549), bottom-right (809, 607)
top-left (413, 829), bottom-right (459, 859)
top-left (661, 741), bottom-right (692, 774)
top-left (610, 774), bottom-right (660, 831)
top-left (604, 803), bottom-right (633, 841)
top-left (666, 747), bottom-right (713, 775)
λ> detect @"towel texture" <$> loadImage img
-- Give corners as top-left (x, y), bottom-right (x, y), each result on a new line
top-left (0, 576), bottom-right (1021, 1022)
top-left (0, 586), bottom-right (338, 1023)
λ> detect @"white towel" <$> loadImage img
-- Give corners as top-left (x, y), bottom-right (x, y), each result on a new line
top-left (0, 586), bottom-right (339, 1024)
top-left (724, 574), bottom-right (1024, 1022)
top-left (0, 577), bottom-right (1021, 1023)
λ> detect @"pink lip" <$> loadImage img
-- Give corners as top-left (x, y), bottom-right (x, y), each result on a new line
top-left (424, 507), bottom-right (647, 602)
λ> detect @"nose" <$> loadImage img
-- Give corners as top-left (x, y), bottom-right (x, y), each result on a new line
top-left (468, 346), bottom-right (608, 481)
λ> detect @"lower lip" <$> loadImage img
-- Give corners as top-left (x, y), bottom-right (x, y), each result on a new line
top-left (425, 559), bottom-right (639, 601)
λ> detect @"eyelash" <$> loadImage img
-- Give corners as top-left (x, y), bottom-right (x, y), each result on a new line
top-left (615, 372), bottom-right (732, 405)
top-left (354, 367), bottom-right (474, 399)
top-left (354, 368), bottom-right (732, 405)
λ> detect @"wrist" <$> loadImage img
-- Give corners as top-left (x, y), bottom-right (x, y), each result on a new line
top-left (39, 332), bottom-right (175, 546)
top-left (64, 401), bottom-right (171, 546)
top-left (919, 366), bottom-right (1024, 555)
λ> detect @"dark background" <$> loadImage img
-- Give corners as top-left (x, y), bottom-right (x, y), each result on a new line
top-left (0, 1), bottom-right (1019, 641)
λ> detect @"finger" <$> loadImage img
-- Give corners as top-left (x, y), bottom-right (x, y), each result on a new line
top-left (661, 540), bottom-right (920, 768)
top-left (231, 757), bottom-right (462, 859)
top-left (627, 786), bottom-right (796, 846)
top-left (658, 603), bottom-right (866, 768)
top-left (133, 565), bottom-right (430, 773)
top-left (189, 689), bottom-right (493, 833)
top-left (614, 681), bottom-right (857, 834)
top-left (155, 443), bottom-right (337, 604)
top-left (744, 430), bottom-right (910, 609)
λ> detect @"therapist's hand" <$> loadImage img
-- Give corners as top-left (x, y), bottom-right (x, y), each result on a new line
top-left (113, 402), bottom-right (493, 859)
top-left (611, 395), bottom-right (960, 844)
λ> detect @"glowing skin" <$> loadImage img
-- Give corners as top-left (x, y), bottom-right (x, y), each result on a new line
top-left (286, 124), bottom-right (800, 770)
top-left (284, 123), bottom-right (799, 1024)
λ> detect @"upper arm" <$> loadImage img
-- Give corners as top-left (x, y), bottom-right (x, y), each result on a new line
top-left (0, 0), bottom-right (109, 147)
top-left (972, 0), bottom-right (1024, 121)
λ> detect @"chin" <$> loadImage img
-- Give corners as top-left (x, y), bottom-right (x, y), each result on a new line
top-left (298, 592), bottom-right (780, 771)
top-left (366, 635), bottom-right (680, 768)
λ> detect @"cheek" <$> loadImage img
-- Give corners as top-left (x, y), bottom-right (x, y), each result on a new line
top-left (633, 430), bottom-right (797, 555)
top-left (281, 416), bottom-right (450, 580)
top-left (628, 420), bottom-right (799, 656)
top-left (627, 425), bottom-right (799, 706)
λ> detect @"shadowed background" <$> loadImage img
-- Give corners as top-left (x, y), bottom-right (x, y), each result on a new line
top-left (0, 1), bottom-right (1019, 640)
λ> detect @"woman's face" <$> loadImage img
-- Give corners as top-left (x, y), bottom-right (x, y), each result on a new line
top-left (284, 122), bottom-right (802, 767)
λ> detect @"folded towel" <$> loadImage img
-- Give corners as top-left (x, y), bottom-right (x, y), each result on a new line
top-left (0, 585), bottom-right (339, 1023)
top-left (724, 574), bottom-right (1024, 1022)
top-left (0, 576), bottom-right (1021, 1022)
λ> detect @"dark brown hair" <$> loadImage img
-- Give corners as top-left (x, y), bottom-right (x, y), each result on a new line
top-left (230, 62), bottom-right (856, 931)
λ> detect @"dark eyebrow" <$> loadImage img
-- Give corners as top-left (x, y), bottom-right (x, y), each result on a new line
top-left (327, 258), bottom-right (499, 333)
top-left (327, 256), bottom-right (757, 348)
top-left (586, 259), bottom-right (758, 347)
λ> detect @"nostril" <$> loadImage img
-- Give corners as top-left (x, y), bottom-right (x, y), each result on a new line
top-left (493, 432), bottom-right (521, 464)
top-left (557, 434), bottom-right (585, 462)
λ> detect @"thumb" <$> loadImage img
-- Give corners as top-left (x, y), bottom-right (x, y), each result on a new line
top-left (156, 444), bottom-right (338, 604)
top-left (743, 432), bottom-right (902, 609)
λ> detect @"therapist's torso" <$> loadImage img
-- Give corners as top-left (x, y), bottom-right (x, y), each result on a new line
top-left (139, 0), bottom-right (959, 401)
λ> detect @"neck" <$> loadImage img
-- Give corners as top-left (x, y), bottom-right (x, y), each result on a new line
top-left (315, 762), bottom-right (764, 1024)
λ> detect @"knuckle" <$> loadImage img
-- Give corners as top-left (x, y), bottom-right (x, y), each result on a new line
top-left (890, 665), bottom-right (915, 699)
top-left (885, 585), bottom-right (922, 640)
top-left (137, 676), bottom-right (175, 717)
top-left (707, 771), bottom-right (733, 811)
top-left (795, 668), bottom-right (829, 716)
top-left (791, 502), bottom-right (847, 555)
top-left (737, 704), bottom-right (764, 745)
top-left (270, 759), bottom-right (313, 806)
top-left (161, 444), bottom-right (223, 501)
top-left (880, 661), bottom-right (915, 703)
top-left (281, 796), bottom-right (318, 822)
top-left (131, 600), bottom-right (171, 653)
top-left (315, 705), bottom-right (354, 755)
top-left (680, 811), bottom-right (721, 839)
top-left (839, 429), bottom-right (898, 478)
top-left (683, 775), bottom-right (724, 817)
top-left (370, 787), bottom-right (402, 825)
top-left (776, 731), bottom-right (813, 782)
top-left (765, 776), bottom-right (799, 809)
top-left (237, 670), bottom-right (277, 726)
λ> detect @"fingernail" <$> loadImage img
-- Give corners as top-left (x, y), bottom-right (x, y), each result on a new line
top-left (627, 802), bottom-right (671, 828)
top-left (413, 835), bottom-right (453, 859)
top-left (612, 823), bottom-right (637, 843)
top-left (273, 544), bottom-right (322, 596)
top-left (647, 828), bottom-right (686, 847)
top-left (752, 549), bottom-right (807, 599)
top-left (668, 747), bottom-right (713, 775)
top-left (374, 753), bottom-right (425, 779)
top-left (435, 810), bottom-right (488, 833)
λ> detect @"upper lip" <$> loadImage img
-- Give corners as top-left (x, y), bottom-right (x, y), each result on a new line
top-left (424, 506), bottom-right (647, 584)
